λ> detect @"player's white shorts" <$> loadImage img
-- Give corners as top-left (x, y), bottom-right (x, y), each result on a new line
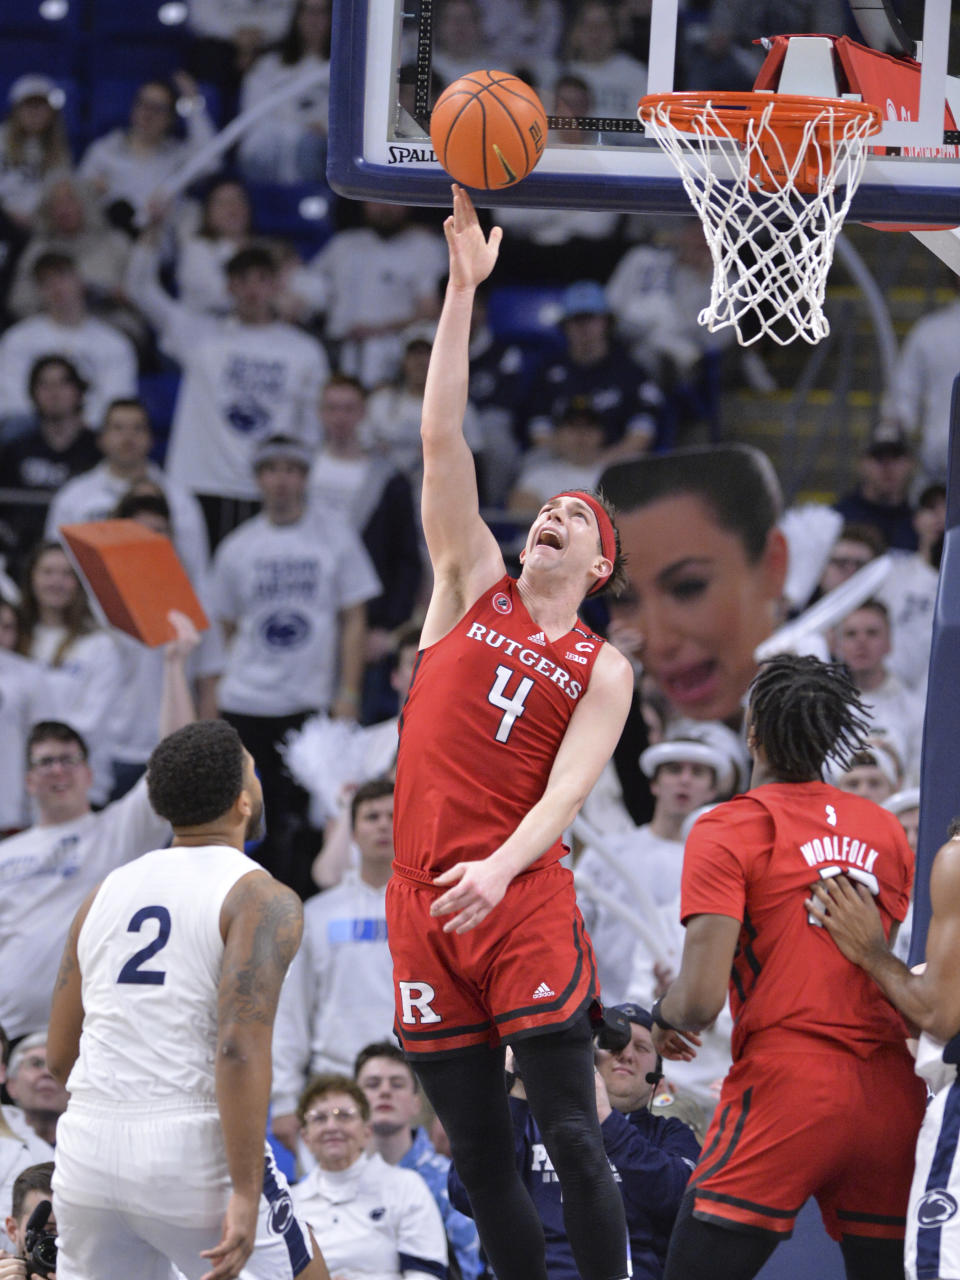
top-left (906, 1077), bottom-right (960, 1280)
top-left (52, 1097), bottom-right (315, 1280)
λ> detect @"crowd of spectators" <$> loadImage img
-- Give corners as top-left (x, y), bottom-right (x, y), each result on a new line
top-left (0, 0), bottom-right (954, 1275)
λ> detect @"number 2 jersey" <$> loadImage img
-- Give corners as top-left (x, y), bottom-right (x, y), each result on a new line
top-left (66, 844), bottom-right (263, 1103)
top-left (681, 781), bottom-right (914, 1060)
top-left (393, 574), bottom-right (605, 877)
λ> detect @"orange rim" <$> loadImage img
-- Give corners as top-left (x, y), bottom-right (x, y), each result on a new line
top-left (638, 91), bottom-right (883, 144)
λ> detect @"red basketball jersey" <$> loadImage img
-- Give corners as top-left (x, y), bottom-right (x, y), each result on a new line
top-left (681, 780), bottom-right (914, 1059)
top-left (393, 575), bottom-right (605, 877)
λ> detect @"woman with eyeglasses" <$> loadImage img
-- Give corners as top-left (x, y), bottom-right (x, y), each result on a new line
top-left (290, 1074), bottom-right (449, 1280)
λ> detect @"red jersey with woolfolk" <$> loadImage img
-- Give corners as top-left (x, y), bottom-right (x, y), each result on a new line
top-left (678, 780), bottom-right (924, 1241)
top-left (392, 573), bottom-right (604, 877)
top-left (681, 780), bottom-right (914, 1059)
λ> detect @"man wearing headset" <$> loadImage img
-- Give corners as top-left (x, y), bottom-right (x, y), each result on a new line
top-left (449, 1004), bottom-right (700, 1280)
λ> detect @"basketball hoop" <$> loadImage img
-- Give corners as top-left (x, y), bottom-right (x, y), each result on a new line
top-left (637, 92), bottom-right (883, 346)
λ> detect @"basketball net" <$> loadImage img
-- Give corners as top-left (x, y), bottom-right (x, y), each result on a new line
top-left (638, 92), bottom-right (882, 346)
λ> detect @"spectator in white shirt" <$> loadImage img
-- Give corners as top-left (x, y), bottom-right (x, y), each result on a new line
top-left (78, 74), bottom-right (215, 233)
top-left (290, 1073), bottom-right (448, 1280)
top-left (884, 287), bottom-right (960, 483)
top-left (127, 234), bottom-right (329, 546)
top-left (0, 646), bottom-right (55, 835)
top-left (579, 734), bottom-right (728, 1005)
top-left (561, 0), bottom-right (648, 120)
top-left (481, 0), bottom-right (564, 78)
top-left (365, 330), bottom-right (481, 494)
top-left (210, 435), bottom-right (380, 893)
top-left (271, 780), bottom-right (399, 1150)
top-left (237, 0), bottom-right (331, 184)
top-left (0, 614), bottom-right (197, 1042)
top-left (430, 0), bottom-right (494, 87)
top-left (834, 599), bottom-right (924, 783)
top-left (879, 482), bottom-right (945, 696)
top-left (3, 1033), bottom-right (67, 1148)
top-left (8, 176), bottom-right (140, 346)
top-left (0, 1046), bottom-right (54, 1256)
top-left (309, 374), bottom-right (422, 657)
top-left (354, 1040), bottom-right (484, 1280)
top-left (0, 252), bottom-right (137, 427)
top-left (507, 403), bottom-right (608, 515)
top-left (16, 541), bottom-right (128, 804)
top-left (45, 396), bottom-right (211, 584)
top-left (0, 75), bottom-right (72, 229)
top-left (287, 202), bottom-right (444, 388)
top-left (173, 177), bottom-right (256, 316)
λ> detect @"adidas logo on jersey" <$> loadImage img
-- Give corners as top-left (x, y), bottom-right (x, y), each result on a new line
top-left (528, 631), bottom-right (546, 645)
top-left (532, 982), bottom-right (555, 999)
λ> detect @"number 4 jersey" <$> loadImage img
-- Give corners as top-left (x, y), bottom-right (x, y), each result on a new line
top-left (394, 575), bottom-right (606, 877)
top-left (66, 845), bottom-right (264, 1102)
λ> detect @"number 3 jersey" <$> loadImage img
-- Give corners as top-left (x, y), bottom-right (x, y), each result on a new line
top-left (393, 574), bottom-right (605, 877)
top-left (681, 781), bottom-right (914, 1060)
top-left (66, 845), bottom-right (263, 1103)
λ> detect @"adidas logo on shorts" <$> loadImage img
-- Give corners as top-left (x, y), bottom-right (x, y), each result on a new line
top-left (532, 982), bottom-right (555, 999)
top-left (528, 631), bottom-right (546, 645)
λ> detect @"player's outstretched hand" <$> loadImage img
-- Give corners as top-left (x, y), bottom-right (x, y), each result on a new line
top-left (431, 857), bottom-right (511, 933)
top-left (200, 1192), bottom-right (258, 1280)
top-left (444, 184), bottom-right (502, 292)
top-left (652, 1022), bottom-right (701, 1062)
top-left (805, 874), bottom-right (887, 968)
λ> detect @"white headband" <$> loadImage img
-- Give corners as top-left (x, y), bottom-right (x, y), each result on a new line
top-left (639, 740), bottom-right (735, 797)
top-left (883, 787), bottom-right (920, 816)
top-left (826, 740), bottom-right (901, 789)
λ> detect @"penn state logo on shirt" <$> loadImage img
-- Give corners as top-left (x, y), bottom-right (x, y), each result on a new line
top-left (917, 1189), bottom-right (958, 1226)
top-left (226, 398), bottom-right (269, 434)
top-left (267, 1189), bottom-right (295, 1235)
top-left (54, 834), bottom-right (83, 879)
top-left (369, 1206), bottom-right (386, 1220)
top-left (492, 593), bottom-right (512, 615)
top-left (261, 611), bottom-right (311, 649)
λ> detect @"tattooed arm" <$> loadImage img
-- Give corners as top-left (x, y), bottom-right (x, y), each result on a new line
top-left (202, 872), bottom-right (304, 1280)
top-left (47, 886), bottom-right (100, 1084)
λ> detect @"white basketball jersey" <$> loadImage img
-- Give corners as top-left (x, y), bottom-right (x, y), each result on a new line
top-left (67, 844), bottom-right (264, 1103)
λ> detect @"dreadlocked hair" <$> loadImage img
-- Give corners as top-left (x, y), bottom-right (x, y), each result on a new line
top-left (748, 654), bottom-right (871, 782)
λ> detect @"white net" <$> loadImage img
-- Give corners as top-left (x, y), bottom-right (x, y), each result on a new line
top-left (639, 94), bottom-right (880, 346)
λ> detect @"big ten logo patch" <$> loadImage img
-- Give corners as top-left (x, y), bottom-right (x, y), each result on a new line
top-left (493, 593), bottom-right (512, 615)
top-left (399, 981), bottom-right (442, 1025)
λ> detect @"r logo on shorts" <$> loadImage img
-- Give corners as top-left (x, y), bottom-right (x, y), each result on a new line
top-left (399, 981), bottom-right (442, 1024)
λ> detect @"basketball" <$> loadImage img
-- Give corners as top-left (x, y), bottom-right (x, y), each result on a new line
top-left (430, 70), bottom-right (547, 190)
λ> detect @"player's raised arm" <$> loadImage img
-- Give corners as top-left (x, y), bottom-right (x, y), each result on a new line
top-left (809, 835), bottom-right (960, 1042)
top-left (203, 873), bottom-right (305, 1280)
top-left (420, 186), bottom-right (505, 619)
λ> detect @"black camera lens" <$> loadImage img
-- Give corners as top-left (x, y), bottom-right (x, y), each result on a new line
top-left (29, 1233), bottom-right (58, 1278)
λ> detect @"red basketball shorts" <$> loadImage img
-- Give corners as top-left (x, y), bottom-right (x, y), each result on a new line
top-left (386, 860), bottom-right (601, 1058)
top-left (690, 1032), bottom-right (926, 1241)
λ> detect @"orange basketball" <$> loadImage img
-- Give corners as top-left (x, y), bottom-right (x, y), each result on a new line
top-left (430, 70), bottom-right (547, 190)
